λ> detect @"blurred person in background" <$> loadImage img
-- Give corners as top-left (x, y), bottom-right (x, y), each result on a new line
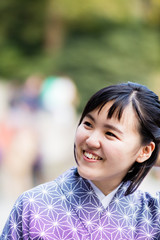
top-left (37, 76), bottom-right (79, 182)
top-left (0, 75), bottom-right (78, 199)
top-left (0, 75), bottom-right (79, 233)
top-left (0, 75), bottom-right (43, 200)
top-left (1, 81), bottom-right (160, 239)
top-left (0, 78), bottom-right (40, 231)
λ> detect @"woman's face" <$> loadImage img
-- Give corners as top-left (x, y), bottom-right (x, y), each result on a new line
top-left (75, 102), bottom-right (145, 194)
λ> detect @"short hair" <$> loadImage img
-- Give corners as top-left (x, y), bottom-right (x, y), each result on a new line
top-left (78, 82), bottom-right (160, 195)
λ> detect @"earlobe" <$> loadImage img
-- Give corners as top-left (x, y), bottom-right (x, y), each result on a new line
top-left (136, 142), bottom-right (155, 163)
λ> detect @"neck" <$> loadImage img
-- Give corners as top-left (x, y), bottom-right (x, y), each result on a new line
top-left (91, 180), bottom-right (120, 196)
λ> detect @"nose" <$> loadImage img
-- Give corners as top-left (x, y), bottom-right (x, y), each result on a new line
top-left (86, 131), bottom-right (101, 149)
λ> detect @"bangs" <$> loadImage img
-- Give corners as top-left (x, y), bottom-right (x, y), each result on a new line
top-left (98, 96), bottom-right (130, 121)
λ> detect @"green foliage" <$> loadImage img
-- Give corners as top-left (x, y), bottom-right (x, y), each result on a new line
top-left (56, 23), bottom-right (160, 111)
top-left (0, 1), bottom-right (159, 112)
top-left (0, 0), bottom-right (47, 54)
top-left (0, 22), bottom-right (160, 112)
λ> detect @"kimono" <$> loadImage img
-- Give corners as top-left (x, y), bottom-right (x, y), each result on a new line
top-left (1, 167), bottom-right (160, 240)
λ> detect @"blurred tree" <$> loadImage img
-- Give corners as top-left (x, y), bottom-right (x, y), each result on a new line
top-left (0, 0), bottom-right (47, 55)
top-left (44, 0), bottom-right (136, 53)
top-left (43, 0), bottom-right (160, 52)
top-left (0, 0), bottom-right (159, 54)
top-left (0, 0), bottom-right (159, 104)
top-left (150, 0), bottom-right (160, 25)
top-left (45, 0), bottom-right (160, 23)
top-left (44, 0), bottom-right (66, 52)
top-left (131, 0), bottom-right (160, 25)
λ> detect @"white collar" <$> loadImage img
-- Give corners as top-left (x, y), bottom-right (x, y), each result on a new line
top-left (88, 180), bottom-right (119, 209)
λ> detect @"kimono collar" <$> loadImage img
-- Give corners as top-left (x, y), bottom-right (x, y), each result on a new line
top-left (87, 180), bottom-right (120, 209)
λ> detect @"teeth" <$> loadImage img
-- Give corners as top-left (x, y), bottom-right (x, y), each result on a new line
top-left (84, 151), bottom-right (101, 160)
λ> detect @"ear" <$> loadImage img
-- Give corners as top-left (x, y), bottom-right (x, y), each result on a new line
top-left (136, 142), bottom-right (155, 163)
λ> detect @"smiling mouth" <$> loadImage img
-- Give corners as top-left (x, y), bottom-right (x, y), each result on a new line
top-left (83, 151), bottom-right (102, 161)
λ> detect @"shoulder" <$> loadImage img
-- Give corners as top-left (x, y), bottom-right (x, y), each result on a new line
top-left (17, 167), bottom-right (78, 204)
top-left (115, 181), bottom-right (160, 208)
top-left (1, 168), bottom-right (78, 237)
top-left (127, 188), bottom-right (160, 214)
top-left (138, 189), bottom-right (160, 206)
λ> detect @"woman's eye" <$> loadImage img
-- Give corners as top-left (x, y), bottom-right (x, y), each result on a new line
top-left (106, 131), bottom-right (116, 138)
top-left (83, 121), bottom-right (92, 128)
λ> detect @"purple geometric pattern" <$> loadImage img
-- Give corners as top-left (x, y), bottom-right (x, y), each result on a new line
top-left (1, 167), bottom-right (160, 239)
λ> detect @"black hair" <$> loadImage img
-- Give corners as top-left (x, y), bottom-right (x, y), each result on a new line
top-left (77, 82), bottom-right (160, 195)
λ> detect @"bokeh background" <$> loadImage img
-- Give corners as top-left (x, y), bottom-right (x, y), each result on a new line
top-left (0, 0), bottom-right (160, 233)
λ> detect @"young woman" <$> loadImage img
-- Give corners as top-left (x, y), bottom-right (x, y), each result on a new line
top-left (1, 82), bottom-right (160, 240)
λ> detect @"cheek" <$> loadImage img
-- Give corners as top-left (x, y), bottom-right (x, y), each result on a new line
top-left (75, 126), bottom-right (85, 147)
top-left (103, 142), bottom-right (126, 161)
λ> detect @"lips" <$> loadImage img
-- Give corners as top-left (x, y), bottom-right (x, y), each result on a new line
top-left (83, 150), bottom-right (102, 161)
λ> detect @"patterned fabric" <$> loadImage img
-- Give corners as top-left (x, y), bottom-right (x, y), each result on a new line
top-left (1, 167), bottom-right (160, 240)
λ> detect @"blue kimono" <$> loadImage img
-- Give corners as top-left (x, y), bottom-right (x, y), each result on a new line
top-left (1, 167), bottom-right (160, 239)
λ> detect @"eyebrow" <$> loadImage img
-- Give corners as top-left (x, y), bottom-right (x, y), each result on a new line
top-left (85, 113), bottom-right (123, 135)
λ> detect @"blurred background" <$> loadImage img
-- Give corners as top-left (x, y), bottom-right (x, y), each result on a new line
top-left (0, 0), bottom-right (160, 233)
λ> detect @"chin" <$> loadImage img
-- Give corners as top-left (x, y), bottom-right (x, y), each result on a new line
top-left (77, 166), bottom-right (96, 181)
